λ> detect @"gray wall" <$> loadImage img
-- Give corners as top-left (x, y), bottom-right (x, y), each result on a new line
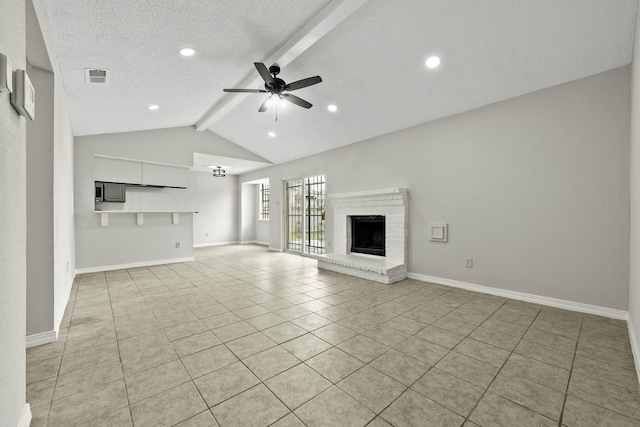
top-left (629, 10), bottom-right (640, 370)
top-left (239, 181), bottom-right (270, 244)
top-left (52, 51), bottom-right (75, 332)
top-left (26, 64), bottom-right (55, 335)
top-left (242, 66), bottom-right (631, 310)
top-left (241, 184), bottom-right (258, 243)
top-left (24, 0), bottom-right (77, 339)
top-left (190, 171), bottom-right (239, 246)
top-left (75, 126), bottom-right (262, 269)
top-left (0, 0), bottom-right (27, 425)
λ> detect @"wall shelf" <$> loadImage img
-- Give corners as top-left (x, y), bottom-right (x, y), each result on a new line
top-left (95, 211), bottom-right (198, 227)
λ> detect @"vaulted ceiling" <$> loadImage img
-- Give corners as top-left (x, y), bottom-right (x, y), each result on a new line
top-left (43, 0), bottom-right (638, 164)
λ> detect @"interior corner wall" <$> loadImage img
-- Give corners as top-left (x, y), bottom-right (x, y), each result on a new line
top-left (26, 64), bottom-right (55, 336)
top-left (241, 66), bottom-right (631, 311)
top-left (52, 71), bottom-right (75, 332)
top-left (26, 0), bottom-right (77, 338)
top-left (191, 171), bottom-right (239, 246)
top-left (240, 184), bottom-right (258, 243)
top-left (255, 185), bottom-right (270, 244)
top-left (0, 0), bottom-right (27, 425)
top-left (628, 8), bottom-right (640, 374)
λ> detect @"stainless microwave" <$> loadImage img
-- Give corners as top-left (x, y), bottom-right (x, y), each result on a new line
top-left (95, 182), bottom-right (126, 203)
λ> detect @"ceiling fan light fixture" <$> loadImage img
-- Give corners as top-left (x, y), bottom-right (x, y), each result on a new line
top-left (212, 166), bottom-right (226, 177)
top-left (327, 104), bottom-right (338, 112)
top-left (223, 62), bottom-right (322, 117)
top-left (179, 47), bottom-right (196, 57)
top-left (426, 56), bottom-right (441, 69)
top-left (267, 93), bottom-right (282, 107)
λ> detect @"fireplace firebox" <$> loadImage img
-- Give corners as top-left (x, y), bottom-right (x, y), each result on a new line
top-left (350, 215), bottom-right (385, 256)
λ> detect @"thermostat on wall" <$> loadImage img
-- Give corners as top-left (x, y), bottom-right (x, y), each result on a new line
top-left (11, 69), bottom-right (35, 120)
top-left (0, 53), bottom-right (12, 93)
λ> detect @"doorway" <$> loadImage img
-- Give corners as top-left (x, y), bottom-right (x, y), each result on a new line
top-left (284, 175), bottom-right (325, 255)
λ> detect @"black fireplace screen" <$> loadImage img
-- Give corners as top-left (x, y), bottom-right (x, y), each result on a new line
top-left (350, 215), bottom-right (385, 256)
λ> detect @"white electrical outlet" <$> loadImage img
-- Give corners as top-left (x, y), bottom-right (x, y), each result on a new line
top-left (465, 258), bottom-right (473, 268)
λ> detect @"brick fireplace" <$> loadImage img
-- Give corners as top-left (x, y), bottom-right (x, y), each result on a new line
top-left (317, 188), bottom-right (408, 284)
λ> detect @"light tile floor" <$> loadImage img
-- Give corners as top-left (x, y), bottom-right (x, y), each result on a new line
top-left (27, 245), bottom-right (640, 426)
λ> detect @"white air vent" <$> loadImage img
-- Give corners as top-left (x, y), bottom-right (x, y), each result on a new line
top-left (85, 68), bottom-right (109, 84)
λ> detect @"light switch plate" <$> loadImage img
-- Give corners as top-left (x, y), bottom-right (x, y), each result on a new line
top-left (0, 53), bottom-right (12, 93)
top-left (11, 69), bottom-right (35, 120)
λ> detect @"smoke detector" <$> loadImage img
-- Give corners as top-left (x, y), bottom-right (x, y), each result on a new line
top-left (85, 69), bottom-right (109, 84)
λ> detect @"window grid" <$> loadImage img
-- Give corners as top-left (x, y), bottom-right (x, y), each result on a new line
top-left (305, 175), bottom-right (325, 254)
top-left (285, 179), bottom-right (303, 252)
top-left (260, 183), bottom-right (270, 221)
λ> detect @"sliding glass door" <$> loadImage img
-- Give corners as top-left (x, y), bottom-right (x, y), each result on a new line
top-left (285, 175), bottom-right (325, 254)
top-left (285, 179), bottom-right (303, 252)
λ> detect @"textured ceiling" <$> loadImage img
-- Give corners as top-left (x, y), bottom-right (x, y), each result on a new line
top-left (43, 0), bottom-right (331, 136)
top-left (44, 0), bottom-right (638, 164)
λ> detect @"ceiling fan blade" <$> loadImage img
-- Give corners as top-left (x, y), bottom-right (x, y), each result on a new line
top-left (223, 88), bottom-right (267, 93)
top-left (258, 97), bottom-right (270, 112)
top-left (285, 76), bottom-right (322, 91)
top-left (254, 62), bottom-right (275, 86)
top-left (283, 93), bottom-right (312, 109)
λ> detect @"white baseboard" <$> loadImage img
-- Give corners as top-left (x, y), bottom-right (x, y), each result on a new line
top-left (75, 257), bottom-right (195, 274)
top-left (26, 330), bottom-right (57, 348)
top-left (194, 241), bottom-right (239, 248)
top-left (240, 240), bottom-right (269, 246)
top-left (18, 404), bottom-right (31, 427)
top-left (628, 313), bottom-right (640, 384)
top-left (407, 273), bottom-right (628, 320)
top-left (268, 246), bottom-right (282, 252)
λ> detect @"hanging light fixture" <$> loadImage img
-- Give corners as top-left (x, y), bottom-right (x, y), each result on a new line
top-left (212, 166), bottom-right (226, 177)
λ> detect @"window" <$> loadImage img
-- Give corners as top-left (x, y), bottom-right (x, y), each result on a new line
top-left (260, 183), bottom-right (270, 220)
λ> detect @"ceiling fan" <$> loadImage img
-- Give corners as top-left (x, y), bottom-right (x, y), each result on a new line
top-left (223, 62), bottom-right (322, 113)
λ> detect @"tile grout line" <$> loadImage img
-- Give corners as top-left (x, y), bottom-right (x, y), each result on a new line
top-left (158, 258), bottom-right (310, 426)
top-left (410, 295), bottom-right (513, 424)
top-left (556, 314), bottom-right (583, 427)
top-left (149, 266), bottom-right (220, 426)
top-left (41, 279), bottom-right (77, 426)
top-left (460, 303), bottom-right (545, 425)
top-left (112, 268), bottom-right (136, 426)
top-left (301, 289), bottom-right (503, 424)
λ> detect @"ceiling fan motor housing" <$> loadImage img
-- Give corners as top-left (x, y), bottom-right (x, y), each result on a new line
top-left (266, 78), bottom-right (286, 94)
top-left (268, 64), bottom-right (280, 76)
top-left (223, 62), bottom-right (321, 112)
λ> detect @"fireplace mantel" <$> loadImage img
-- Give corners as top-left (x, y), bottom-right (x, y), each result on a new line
top-left (318, 187), bottom-right (408, 284)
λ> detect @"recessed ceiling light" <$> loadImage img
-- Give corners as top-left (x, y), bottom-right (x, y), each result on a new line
top-left (268, 131), bottom-right (276, 138)
top-left (327, 104), bottom-right (338, 112)
top-left (179, 47), bottom-right (196, 57)
top-left (426, 56), bottom-right (441, 69)
top-left (148, 105), bottom-right (159, 110)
